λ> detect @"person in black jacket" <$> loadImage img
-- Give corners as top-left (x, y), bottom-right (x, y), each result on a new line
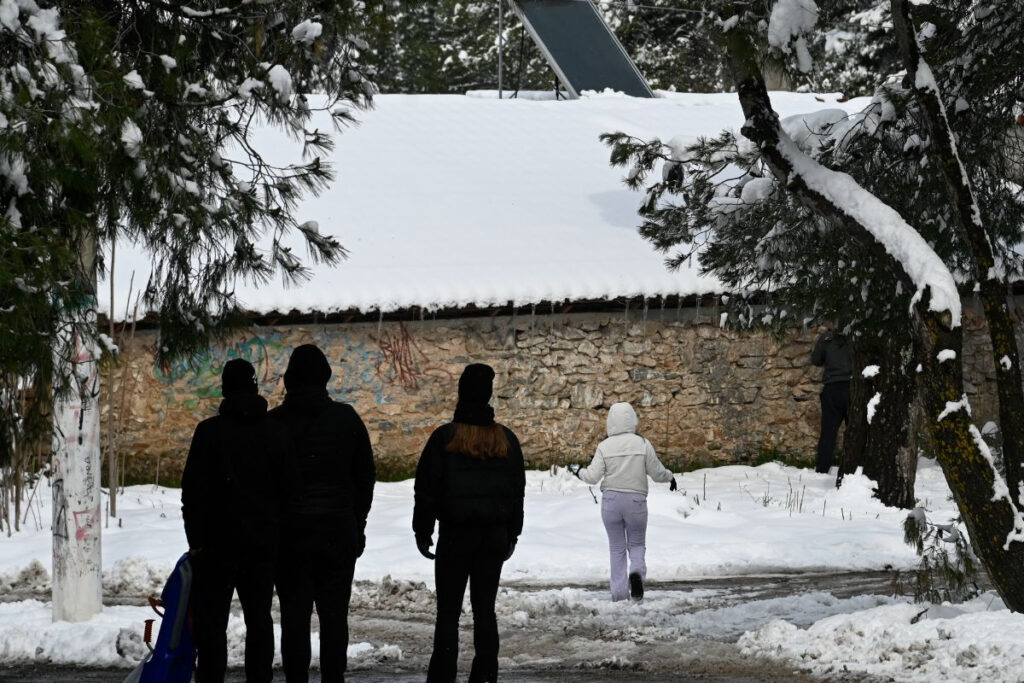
top-left (269, 344), bottom-right (375, 683)
top-left (413, 363), bottom-right (525, 683)
top-left (811, 320), bottom-right (854, 473)
top-left (181, 358), bottom-right (286, 683)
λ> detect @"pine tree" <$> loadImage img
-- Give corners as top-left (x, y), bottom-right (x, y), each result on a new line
top-left (604, 0), bottom-right (1024, 610)
top-left (600, 0), bottom-right (729, 92)
top-left (360, 1), bottom-right (553, 95)
top-left (808, 0), bottom-right (897, 96)
top-left (1, 0), bottom-right (375, 621)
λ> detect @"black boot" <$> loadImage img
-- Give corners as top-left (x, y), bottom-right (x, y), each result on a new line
top-left (629, 572), bottom-right (643, 600)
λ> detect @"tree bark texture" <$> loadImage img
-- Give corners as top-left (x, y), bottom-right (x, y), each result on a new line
top-left (843, 340), bottom-right (917, 509)
top-left (892, 0), bottom-right (1024, 502)
top-left (718, 16), bottom-right (1024, 610)
top-left (913, 308), bottom-right (1024, 611)
top-left (843, 347), bottom-right (870, 478)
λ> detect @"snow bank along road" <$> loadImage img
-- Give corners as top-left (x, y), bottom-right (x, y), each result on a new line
top-left (4, 571), bottom-right (900, 682)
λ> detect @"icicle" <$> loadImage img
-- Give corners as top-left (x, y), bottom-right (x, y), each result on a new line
top-left (550, 301), bottom-right (555, 332)
top-left (642, 297), bottom-right (649, 335)
top-left (530, 303), bottom-right (536, 331)
top-left (377, 308), bottom-right (384, 337)
top-left (659, 295), bottom-right (666, 322)
top-left (677, 295), bottom-right (683, 322)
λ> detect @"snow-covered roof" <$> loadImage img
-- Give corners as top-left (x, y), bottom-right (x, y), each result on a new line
top-left (104, 91), bottom-right (865, 318)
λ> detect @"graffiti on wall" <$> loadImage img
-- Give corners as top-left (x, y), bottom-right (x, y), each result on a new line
top-left (153, 329), bottom-right (443, 407)
top-left (156, 334), bottom-right (279, 396)
top-left (327, 336), bottom-right (387, 405)
top-left (371, 322), bottom-right (453, 392)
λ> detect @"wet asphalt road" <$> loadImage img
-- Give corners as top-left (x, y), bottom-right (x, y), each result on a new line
top-left (1, 571), bottom-right (917, 683)
top-left (0, 667), bottom-right (806, 683)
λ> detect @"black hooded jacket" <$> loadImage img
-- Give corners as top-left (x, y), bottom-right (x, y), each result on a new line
top-left (268, 388), bottom-right (375, 527)
top-left (811, 332), bottom-right (854, 385)
top-left (181, 393), bottom-right (288, 554)
top-left (412, 422), bottom-right (525, 543)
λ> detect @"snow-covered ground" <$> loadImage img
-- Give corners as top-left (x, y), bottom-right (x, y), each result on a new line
top-left (3, 458), bottom-right (1023, 681)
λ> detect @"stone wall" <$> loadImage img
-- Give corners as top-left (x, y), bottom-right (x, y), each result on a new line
top-left (105, 305), bottom-right (1006, 484)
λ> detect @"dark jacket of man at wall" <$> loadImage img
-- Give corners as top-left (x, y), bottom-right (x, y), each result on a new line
top-left (182, 358), bottom-right (286, 683)
top-left (413, 363), bottom-right (526, 683)
top-left (811, 324), bottom-right (854, 473)
top-left (269, 344), bottom-right (375, 683)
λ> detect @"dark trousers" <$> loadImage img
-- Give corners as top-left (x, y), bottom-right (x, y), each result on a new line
top-left (191, 551), bottom-right (275, 683)
top-left (816, 381), bottom-right (850, 473)
top-left (278, 536), bottom-right (357, 683)
top-left (428, 525), bottom-right (507, 683)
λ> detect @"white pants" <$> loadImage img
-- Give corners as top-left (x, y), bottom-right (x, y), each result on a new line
top-left (601, 490), bottom-right (648, 601)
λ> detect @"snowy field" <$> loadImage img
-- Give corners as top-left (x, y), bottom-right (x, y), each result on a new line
top-left (3, 459), bottom-right (1024, 681)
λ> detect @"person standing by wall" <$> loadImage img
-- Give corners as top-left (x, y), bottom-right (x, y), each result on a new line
top-left (569, 401), bottom-right (676, 602)
top-left (413, 363), bottom-right (525, 683)
top-left (182, 358), bottom-right (286, 683)
top-left (811, 320), bottom-right (853, 474)
top-left (270, 344), bottom-right (376, 683)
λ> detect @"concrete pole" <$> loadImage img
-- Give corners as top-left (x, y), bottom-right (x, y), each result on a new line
top-left (51, 233), bottom-right (102, 622)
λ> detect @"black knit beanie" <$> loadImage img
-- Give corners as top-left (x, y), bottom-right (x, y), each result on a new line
top-left (283, 344), bottom-right (332, 390)
top-left (222, 358), bottom-right (258, 397)
top-left (458, 363), bottom-right (494, 404)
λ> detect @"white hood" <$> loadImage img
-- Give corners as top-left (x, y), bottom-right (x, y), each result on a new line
top-left (578, 401), bottom-right (674, 494)
top-left (606, 402), bottom-right (638, 437)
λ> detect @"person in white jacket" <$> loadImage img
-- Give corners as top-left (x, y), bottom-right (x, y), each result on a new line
top-left (570, 402), bottom-right (676, 602)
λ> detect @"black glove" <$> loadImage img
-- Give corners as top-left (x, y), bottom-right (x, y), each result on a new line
top-left (669, 477), bottom-right (677, 492)
top-left (416, 535), bottom-right (436, 560)
top-left (504, 539), bottom-right (517, 561)
top-left (567, 463), bottom-right (582, 479)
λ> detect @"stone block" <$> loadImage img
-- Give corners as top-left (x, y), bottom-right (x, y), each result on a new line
top-left (628, 367), bottom-right (663, 382)
top-left (564, 327), bottom-right (587, 340)
top-left (536, 374), bottom-right (568, 396)
top-left (578, 340), bottom-right (600, 357)
top-left (570, 383), bottom-right (604, 409)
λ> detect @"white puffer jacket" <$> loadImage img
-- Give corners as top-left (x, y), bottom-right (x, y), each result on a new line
top-left (577, 402), bottom-right (674, 495)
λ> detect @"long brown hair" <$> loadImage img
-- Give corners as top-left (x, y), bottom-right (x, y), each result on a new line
top-left (445, 423), bottom-right (509, 459)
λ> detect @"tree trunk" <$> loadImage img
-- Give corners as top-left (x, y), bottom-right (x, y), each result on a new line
top-left (841, 346), bottom-right (870, 478)
top-left (913, 306), bottom-right (1024, 610)
top-left (717, 16), bottom-right (1024, 610)
top-left (892, 0), bottom-right (1024, 502)
top-left (51, 232), bottom-right (102, 623)
top-left (107, 239), bottom-right (117, 520)
top-left (842, 339), bottom-right (917, 509)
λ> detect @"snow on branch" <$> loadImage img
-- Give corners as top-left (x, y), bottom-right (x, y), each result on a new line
top-left (775, 133), bottom-right (962, 326)
top-left (968, 424), bottom-right (1024, 549)
top-left (768, 0), bottom-right (819, 73)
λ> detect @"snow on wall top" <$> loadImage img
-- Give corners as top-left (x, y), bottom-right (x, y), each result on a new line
top-left (102, 91), bottom-right (864, 319)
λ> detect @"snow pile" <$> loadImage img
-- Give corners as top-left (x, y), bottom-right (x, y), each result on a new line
top-left (0, 599), bottom-right (401, 669)
top-left (501, 586), bottom-right (895, 641)
top-left (739, 594), bottom-right (1024, 682)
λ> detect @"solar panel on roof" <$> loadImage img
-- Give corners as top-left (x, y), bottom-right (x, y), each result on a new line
top-left (510, 0), bottom-right (654, 98)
